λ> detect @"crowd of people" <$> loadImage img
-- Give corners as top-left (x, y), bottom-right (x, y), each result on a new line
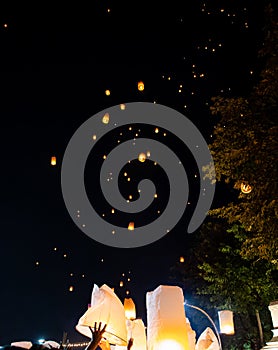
top-left (2, 323), bottom-right (133, 350)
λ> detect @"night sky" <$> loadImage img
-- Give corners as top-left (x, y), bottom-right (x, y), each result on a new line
top-left (0, 0), bottom-right (269, 345)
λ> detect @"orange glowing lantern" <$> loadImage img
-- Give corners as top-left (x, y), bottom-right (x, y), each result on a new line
top-left (138, 153), bottom-right (146, 162)
top-left (179, 256), bottom-right (185, 263)
top-left (51, 156), bottom-right (56, 166)
top-left (137, 81), bottom-right (144, 91)
top-left (241, 183), bottom-right (252, 194)
top-left (102, 113), bottom-right (110, 124)
top-left (128, 222), bottom-right (135, 231)
top-left (105, 89), bottom-right (111, 96)
top-left (124, 298), bottom-right (136, 320)
top-left (218, 310), bottom-right (235, 335)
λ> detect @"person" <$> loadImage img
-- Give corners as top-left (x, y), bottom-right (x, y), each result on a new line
top-left (84, 323), bottom-right (133, 350)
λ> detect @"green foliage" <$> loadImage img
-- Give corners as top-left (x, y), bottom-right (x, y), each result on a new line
top-left (205, 4), bottom-right (278, 264)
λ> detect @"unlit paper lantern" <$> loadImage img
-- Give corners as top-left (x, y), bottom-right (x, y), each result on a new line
top-left (196, 327), bottom-right (220, 350)
top-left (76, 284), bottom-right (128, 346)
top-left (146, 285), bottom-right (190, 350)
top-left (218, 310), bottom-right (235, 335)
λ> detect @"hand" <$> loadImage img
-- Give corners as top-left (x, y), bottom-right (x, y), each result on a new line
top-left (127, 338), bottom-right (133, 350)
top-left (85, 322), bottom-right (107, 350)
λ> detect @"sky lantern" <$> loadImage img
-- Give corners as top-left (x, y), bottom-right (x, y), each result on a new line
top-left (137, 81), bottom-right (144, 91)
top-left (218, 310), bottom-right (235, 335)
top-left (69, 286), bottom-right (74, 292)
top-left (76, 284), bottom-right (128, 346)
top-left (105, 89), bottom-right (111, 96)
top-left (138, 153), bottom-right (146, 162)
top-left (51, 156), bottom-right (56, 166)
top-left (128, 222), bottom-right (135, 231)
top-left (146, 285), bottom-right (190, 350)
top-left (120, 104), bottom-right (126, 110)
top-left (102, 113), bottom-right (110, 124)
top-left (241, 183), bottom-right (252, 194)
top-left (195, 327), bottom-right (219, 350)
top-left (124, 298), bottom-right (136, 320)
top-left (179, 256), bottom-right (185, 263)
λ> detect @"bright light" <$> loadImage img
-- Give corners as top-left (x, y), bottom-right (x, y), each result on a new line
top-left (38, 339), bottom-right (45, 344)
top-left (157, 340), bottom-right (183, 350)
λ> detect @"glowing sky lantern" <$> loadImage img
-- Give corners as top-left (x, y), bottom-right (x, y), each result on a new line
top-left (105, 89), bottom-right (111, 96)
top-left (102, 113), bottom-right (110, 124)
top-left (120, 104), bottom-right (126, 110)
top-left (241, 183), bottom-right (252, 194)
top-left (128, 222), bottom-right (135, 231)
top-left (137, 81), bottom-right (144, 91)
top-left (179, 256), bottom-right (185, 263)
top-left (146, 285), bottom-right (190, 350)
top-left (124, 298), bottom-right (136, 320)
top-left (218, 310), bottom-right (235, 335)
top-left (69, 286), bottom-right (74, 292)
top-left (76, 284), bottom-right (128, 346)
top-left (51, 156), bottom-right (56, 166)
top-left (138, 153), bottom-right (146, 162)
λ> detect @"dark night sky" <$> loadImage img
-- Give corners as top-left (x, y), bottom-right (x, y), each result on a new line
top-left (0, 0), bottom-right (270, 345)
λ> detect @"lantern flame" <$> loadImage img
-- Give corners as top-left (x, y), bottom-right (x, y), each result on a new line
top-left (128, 222), bottom-right (135, 231)
top-left (137, 81), bottom-right (144, 91)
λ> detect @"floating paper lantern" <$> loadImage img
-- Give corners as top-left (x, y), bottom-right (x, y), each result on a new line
top-left (120, 281), bottom-right (124, 287)
top-left (137, 81), bottom-right (144, 91)
top-left (120, 104), bottom-right (126, 110)
top-left (146, 285), bottom-right (190, 350)
top-left (124, 298), bottom-right (136, 320)
top-left (105, 89), bottom-right (111, 96)
top-left (102, 113), bottom-right (110, 124)
top-left (51, 156), bottom-right (56, 166)
top-left (138, 153), bottom-right (146, 162)
top-left (218, 310), bottom-right (235, 335)
top-left (128, 222), bottom-right (135, 231)
top-left (146, 151), bottom-right (151, 157)
top-left (76, 284), bottom-right (128, 346)
top-left (241, 183), bottom-right (252, 194)
top-left (179, 256), bottom-right (185, 263)
top-left (69, 286), bottom-right (74, 292)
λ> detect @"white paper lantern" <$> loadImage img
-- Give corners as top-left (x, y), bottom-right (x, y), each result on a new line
top-left (146, 285), bottom-right (190, 350)
top-left (196, 327), bottom-right (220, 350)
top-left (76, 284), bottom-right (128, 346)
top-left (218, 310), bottom-right (235, 335)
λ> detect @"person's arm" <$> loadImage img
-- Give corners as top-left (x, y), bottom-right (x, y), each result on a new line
top-left (127, 338), bottom-right (133, 350)
top-left (84, 322), bottom-right (107, 350)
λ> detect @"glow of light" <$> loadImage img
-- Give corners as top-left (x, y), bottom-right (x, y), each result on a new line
top-left (69, 286), bottom-right (74, 292)
top-left (102, 113), bottom-right (110, 124)
top-left (105, 89), bottom-right (110, 96)
top-left (147, 151), bottom-right (151, 157)
top-left (3, 24), bottom-right (8, 28)
top-left (138, 152), bottom-right (146, 162)
top-left (120, 104), bottom-right (126, 110)
top-left (128, 222), bottom-right (135, 231)
top-left (51, 156), bottom-right (56, 166)
top-left (103, 155), bottom-right (107, 159)
top-left (92, 134), bottom-right (97, 140)
top-left (179, 256), bottom-right (185, 263)
top-left (155, 127), bottom-right (159, 133)
top-left (111, 208), bottom-right (115, 214)
top-left (137, 81), bottom-right (144, 91)
top-left (154, 194), bottom-right (158, 198)
top-left (38, 340), bottom-right (45, 344)
top-left (35, 261), bottom-right (39, 266)
top-left (156, 340), bottom-right (183, 350)
top-left (120, 281), bottom-right (124, 287)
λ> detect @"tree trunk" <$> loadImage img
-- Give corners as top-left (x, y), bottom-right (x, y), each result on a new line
top-left (255, 309), bottom-right (264, 347)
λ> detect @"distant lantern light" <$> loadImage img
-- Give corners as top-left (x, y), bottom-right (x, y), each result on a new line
top-left (92, 134), bottom-right (97, 140)
top-left (241, 183), bottom-right (252, 194)
top-left (128, 222), bottom-right (135, 231)
top-left (51, 156), bottom-right (56, 166)
top-left (102, 113), bottom-right (110, 124)
top-left (69, 286), bottom-right (74, 292)
top-left (147, 151), bottom-right (151, 157)
top-left (179, 256), bottom-right (185, 263)
top-left (155, 127), bottom-right (159, 133)
top-left (138, 153), bottom-right (146, 162)
top-left (120, 281), bottom-right (124, 287)
top-left (218, 310), bottom-right (235, 335)
top-left (105, 89), bottom-right (111, 96)
top-left (137, 81), bottom-right (144, 91)
top-left (120, 104), bottom-right (126, 110)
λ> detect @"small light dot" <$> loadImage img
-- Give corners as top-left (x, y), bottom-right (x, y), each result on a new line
top-left (105, 89), bottom-right (111, 96)
top-left (69, 286), bottom-right (74, 292)
top-left (92, 135), bottom-right (97, 140)
top-left (111, 208), bottom-right (115, 214)
top-left (103, 155), bottom-right (107, 159)
top-left (155, 128), bottom-right (159, 133)
top-left (120, 104), bottom-right (126, 110)
top-left (35, 261), bottom-right (39, 266)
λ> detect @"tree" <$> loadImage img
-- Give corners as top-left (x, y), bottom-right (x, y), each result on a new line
top-left (204, 4), bottom-right (278, 265)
